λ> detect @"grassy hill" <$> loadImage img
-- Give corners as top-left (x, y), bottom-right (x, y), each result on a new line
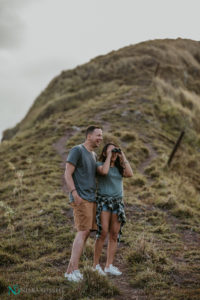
top-left (0, 38), bottom-right (200, 300)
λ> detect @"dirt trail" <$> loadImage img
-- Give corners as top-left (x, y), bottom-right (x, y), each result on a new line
top-left (52, 128), bottom-right (149, 300)
top-left (52, 127), bottom-right (79, 193)
top-left (166, 214), bottom-right (200, 249)
top-left (137, 133), bottom-right (158, 175)
top-left (138, 142), bottom-right (158, 174)
top-left (111, 245), bottom-right (148, 300)
top-left (52, 127), bottom-right (79, 167)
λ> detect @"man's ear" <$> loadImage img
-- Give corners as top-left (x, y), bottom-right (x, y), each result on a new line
top-left (86, 133), bottom-right (91, 141)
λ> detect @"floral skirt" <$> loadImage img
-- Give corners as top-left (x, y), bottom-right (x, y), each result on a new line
top-left (95, 194), bottom-right (126, 243)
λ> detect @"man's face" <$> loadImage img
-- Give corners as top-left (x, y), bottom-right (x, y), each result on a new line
top-left (88, 128), bottom-right (103, 148)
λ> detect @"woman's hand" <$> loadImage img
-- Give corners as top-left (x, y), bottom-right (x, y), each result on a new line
top-left (97, 148), bottom-right (112, 176)
top-left (118, 150), bottom-right (126, 163)
top-left (118, 150), bottom-right (134, 177)
top-left (107, 148), bottom-right (113, 157)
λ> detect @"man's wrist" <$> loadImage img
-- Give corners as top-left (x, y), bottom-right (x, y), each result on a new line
top-left (71, 188), bottom-right (76, 194)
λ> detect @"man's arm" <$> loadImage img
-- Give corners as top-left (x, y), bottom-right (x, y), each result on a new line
top-left (65, 162), bottom-right (83, 205)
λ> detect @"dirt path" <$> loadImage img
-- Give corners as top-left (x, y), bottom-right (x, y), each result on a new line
top-left (52, 128), bottom-right (150, 300)
top-left (52, 127), bottom-right (79, 166)
top-left (110, 244), bottom-right (148, 300)
top-left (137, 133), bottom-right (158, 175)
top-left (52, 127), bottom-right (79, 193)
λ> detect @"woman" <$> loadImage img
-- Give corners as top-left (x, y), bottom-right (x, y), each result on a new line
top-left (93, 142), bottom-right (133, 276)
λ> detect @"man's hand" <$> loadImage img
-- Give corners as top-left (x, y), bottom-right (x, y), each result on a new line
top-left (73, 190), bottom-right (84, 205)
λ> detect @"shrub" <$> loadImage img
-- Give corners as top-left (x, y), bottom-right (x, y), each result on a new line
top-left (155, 196), bottom-right (177, 210)
top-left (0, 251), bottom-right (20, 266)
top-left (131, 176), bottom-right (146, 187)
top-left (172, 204), bottom-right (195, 218)
top-left (0, 277), bottom-right (8, 294)
top-left (121, 131), bottom-right (137, 142)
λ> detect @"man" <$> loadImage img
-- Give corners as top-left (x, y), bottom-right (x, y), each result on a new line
top-left (64, 125), bottom-right (103, 282)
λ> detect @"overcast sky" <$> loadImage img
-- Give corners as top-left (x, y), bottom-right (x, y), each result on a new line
top-left (0, 0), bottom-right (199, 140)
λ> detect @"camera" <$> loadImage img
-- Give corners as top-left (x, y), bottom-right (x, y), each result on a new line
top-left (111, 148), bottom-right (121, 153)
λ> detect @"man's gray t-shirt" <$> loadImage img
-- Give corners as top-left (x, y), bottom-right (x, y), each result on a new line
top-left (66, 144), bottom-right (97, 203)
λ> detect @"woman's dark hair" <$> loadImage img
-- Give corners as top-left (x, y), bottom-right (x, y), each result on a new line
top-left (99, 142), bottom-right (124, 176)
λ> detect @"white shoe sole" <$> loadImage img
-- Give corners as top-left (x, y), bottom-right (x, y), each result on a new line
top-left (105, 271), bottom-right (122, 276)
top-left (92, 268), bottom-right (106, 276)
top-left (104, 269), bottom-right (122, 276)
top-left (64, 273), bottom-right (81, 282)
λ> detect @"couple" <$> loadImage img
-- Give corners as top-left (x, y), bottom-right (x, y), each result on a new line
top-left (64, 125), bottom-right (133, 282)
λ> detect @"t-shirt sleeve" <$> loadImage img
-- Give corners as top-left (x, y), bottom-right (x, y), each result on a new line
top-left (96, 161), bottom-right (103, 168)
top-left (94, 152), bottom-right (97, 161)
top-left (66, 146), bottom-right (81, 167)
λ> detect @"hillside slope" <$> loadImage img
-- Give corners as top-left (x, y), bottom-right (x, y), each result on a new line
top-left (0, 38), bottom-right (200, 300)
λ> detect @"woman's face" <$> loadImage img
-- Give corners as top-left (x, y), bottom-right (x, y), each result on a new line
top-left (105, 144), bottom-right (118, 162)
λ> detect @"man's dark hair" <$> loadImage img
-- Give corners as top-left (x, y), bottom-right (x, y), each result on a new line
top-left (85, 125), bottom-right (101, 137)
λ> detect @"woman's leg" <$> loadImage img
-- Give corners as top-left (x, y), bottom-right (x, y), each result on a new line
top-left (105, 213), bottom-right (121, 267)
top-left (93, 211), bottom-right (111, 267)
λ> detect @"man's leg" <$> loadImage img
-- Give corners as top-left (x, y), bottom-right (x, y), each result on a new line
top-left (67, 230), bottom-right (90, 274)
top-left (66, 199), bottom-right (95, 274)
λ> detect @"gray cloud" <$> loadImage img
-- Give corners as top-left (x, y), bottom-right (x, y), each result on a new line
top-left (21, 56), bottom-right (79, 80)
top-left (0, 0), bottom-right (37, 49)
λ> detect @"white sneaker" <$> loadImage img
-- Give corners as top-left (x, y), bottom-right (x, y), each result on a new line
top-left (93, 264), bottom-right (106, 276)
top-left (104, 264), bottom-right (122, 276)
top-left (64, 269), bottom-right (83, 282)
top-left (73, 269), bottom-right (83, 280)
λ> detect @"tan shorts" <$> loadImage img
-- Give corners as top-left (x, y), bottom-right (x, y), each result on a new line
top-left (70, 199), bottom-right (97, 231)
